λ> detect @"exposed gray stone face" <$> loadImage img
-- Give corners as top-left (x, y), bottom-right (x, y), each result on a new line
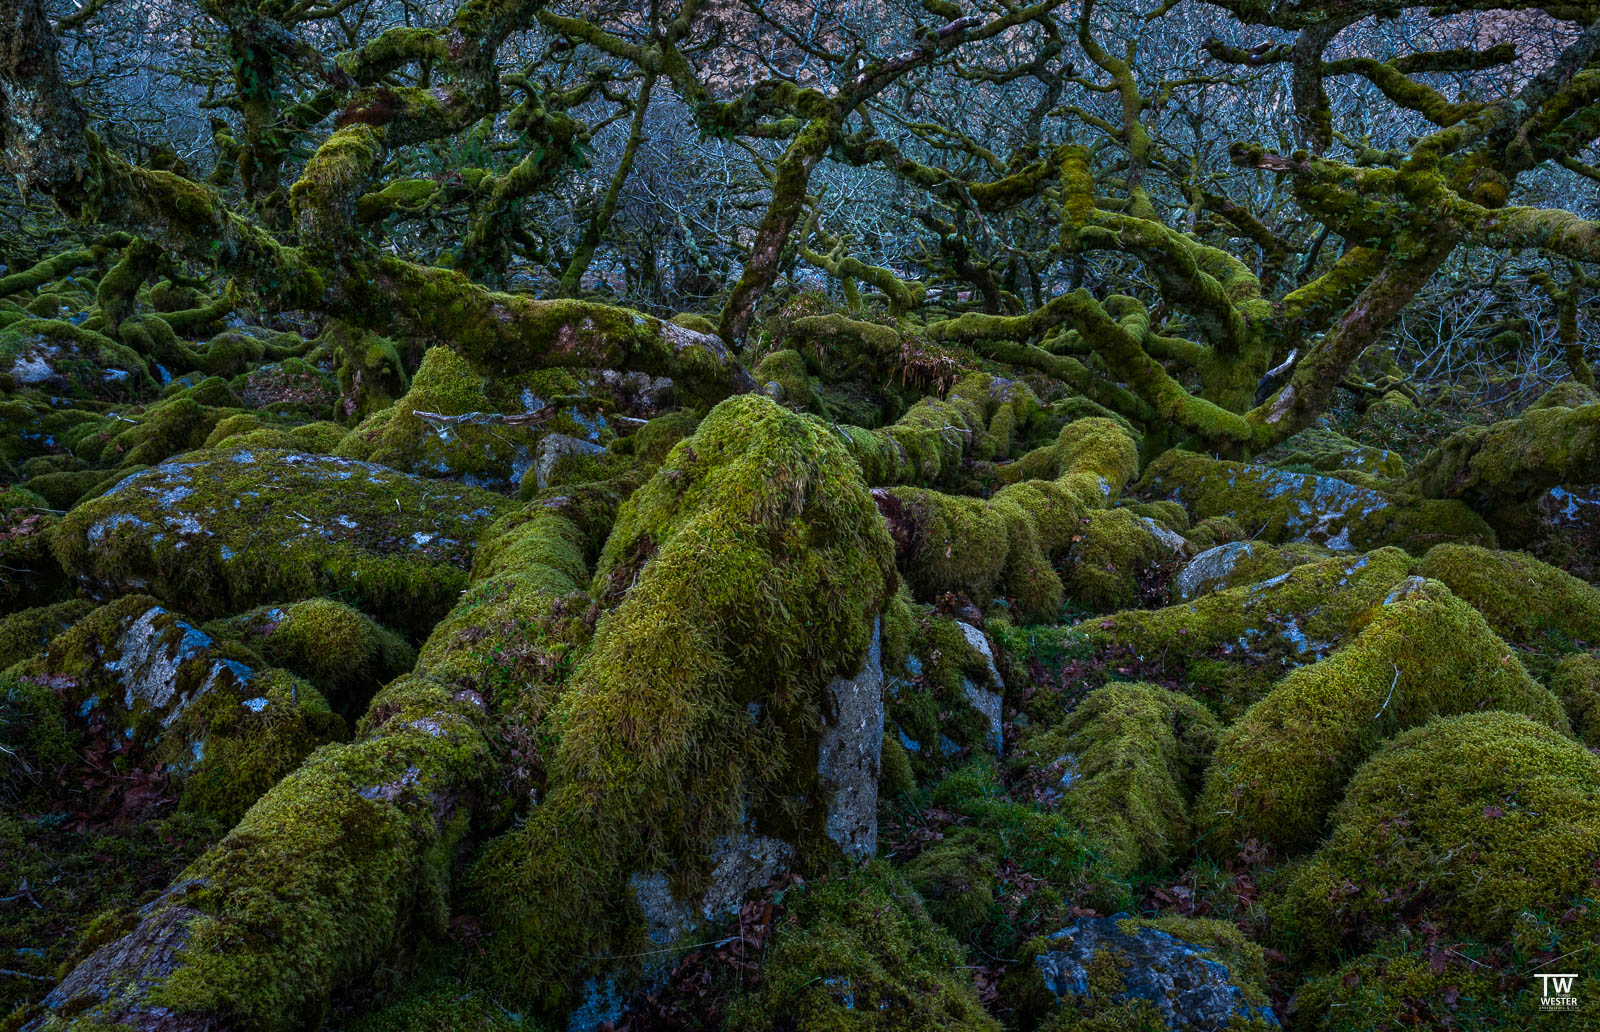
top-left (1172, 541), bottom-right (1262, 601)
top-left (955, 619), bottom-right (1004, 755)
top-left (631, 831), bottom-right (795, 948)
top-left (1035, 917), bottom-right (1280, 1031)
top-left (817, 618), bottom-right (885, 858)
top-left (533, 432), bottom-right (609, 490)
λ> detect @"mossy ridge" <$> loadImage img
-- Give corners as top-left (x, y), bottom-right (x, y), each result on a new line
top-left (0, 317), bottom-right (156, 401)
top-left (1014, 682), bottom-right (1220, 878)
top-left (1416, 543), bottom-right (1600, 653)
top-left (1196, 578), bottom-right (1568, 859)
top-left (1262, 424), bottom-right (1407, 481)
top-left (469, 394), bottom-right (896, 1016)
top-left (1139, 448), bottom-right (1493, 554)
top-left (722, 862), bottom-right (1002, 1032)
top-left (881, 417), bottom-right (1140, 622)
top-left (1269, 711), bottom-right (1600, 967)
top-left (53, 448), bottom-right (509, 638)
top-left (27, 486), bottom-right (598, 1030)
top-left (1075, 547), bottom-right (1417, 718)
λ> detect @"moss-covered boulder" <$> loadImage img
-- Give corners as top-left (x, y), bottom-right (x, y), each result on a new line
top-left (1015, 682), bottom-right (1220, 876)
top-left (1196, 578), bottom-right (1567, 857)
top-left (54, 448), bottom-right (509, 636)
top-left (879, 417), bottom-right (1139, 620)
top-left (1021, 916), bottom-right (1278, 1031)
top-left (0, 317), bottom-right (154, 400)
top-left (1267, 424), bottom-right (1406, 480)
top-left (1416, 543), bottom-right (1600, 649)
top-left (724, 864), bottom-right (1002, 1032)
top-left (0, 598), bottom-right (92, 670)
top-left (17, 595), bottom-right (346, 821)
top-left (336, 347), bottom-right (621, 490)
top-left (1269, 711), bottom-right (1600, 961)
top-left (1139, 450), bottom-right (1492, 554)
top-left (883, 600), bottom-right (1008, 781)
top-left (468, 393), bottom-right (896, 1016)
top-left (1077, 548), bottom-right (1417, 716)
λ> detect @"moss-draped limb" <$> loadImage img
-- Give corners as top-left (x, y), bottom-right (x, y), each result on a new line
top-left (798, 232), bottom-right (926, 317)
top-left (358, 258), bottom-right (755, 404)
top-left (28, 495), bottom-right (601, 1031)
top-left (0, 237), bottom-right (125, 297)
top-left (719, 115), bottom-right (837, 345)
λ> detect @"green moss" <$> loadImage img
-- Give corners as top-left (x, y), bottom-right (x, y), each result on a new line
top-left (349, 986), bottom-right (543, 1032)
top-left (1550, 652), bottom-right (1600, 747)
top-left (205, 414), bottom-right (347, 453)
top-left (1416, 544), bottom-right (1600, 650)
top-left (884, 418), bottom-right (1139, 620)
top-left (902, 762), bottom-right (1120, 953)
top-left (1269, 711), bottom-right (1600, 962)
top-left (754, 347), bottom-right (818, 410)
top-left (1197, 578), bottom-right (1568, 858)
top-left (0, 599), bottom-right (93, 670)
top-left (53, 448), bottom-right (509, 637)
top-left (1266, 424), bottom-right (1407, 480)
top-left (881, 606), bottom-right (1007, 782)
top-left (0, 670), bottom-right (76, 808)
top-left (724, 863), bottom-right (1002, 1031)
top-left (469, 394), bottom-right (895, 1014)
top-left (100, 392), bottom-right (232, 467)
top-left (168, 666), bottom-right (348, 823)
top-left (0, 506), bottom-right (69, 614)
top-left (19, 466), bottom-right (134, 510)
top-left (880, 731), bottom-right (916, 799)
top-left (1015, 682), bottom-right (1219, 876)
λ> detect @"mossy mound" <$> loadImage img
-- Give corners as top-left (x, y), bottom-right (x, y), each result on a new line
top-left (54, 448), bottom-right (508, 636)
top-left (1139, 449), bottom-right (1492, 554)
top-left (1269, 711), bottom-right (1600, 962)
top-left (348, 986), bottom-right (543, 1032)
top-left (1416, 543), bottom-right (1600, 650)
top-left (468, 393), bottom-right (896, 1014)
top-left (0, 317), bottom-right (154, 400)
top-left (880, 417), bottom-right (1139, 620)
top-left (1265, 424), bottom-right (1406, 480)
top-left (1550, 652), bottom-right (1600, 747)
top-left (902, 762), bottom-right (1116, 951)
top-left (1059, 507), bottom-right (1188, 613)
top-left (1196, 578), bottom-right (1566, 857)
top-left (0, 505), bottom-right (70, 614)
top-left (204, 413), bottom-right (346, 453)
top-left (204, 598), bottom-right (416, 714)
top-left (723, 863), bottom-right (1001, 1031)
top-left (1015, 682), bottom-right (1220, 876)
